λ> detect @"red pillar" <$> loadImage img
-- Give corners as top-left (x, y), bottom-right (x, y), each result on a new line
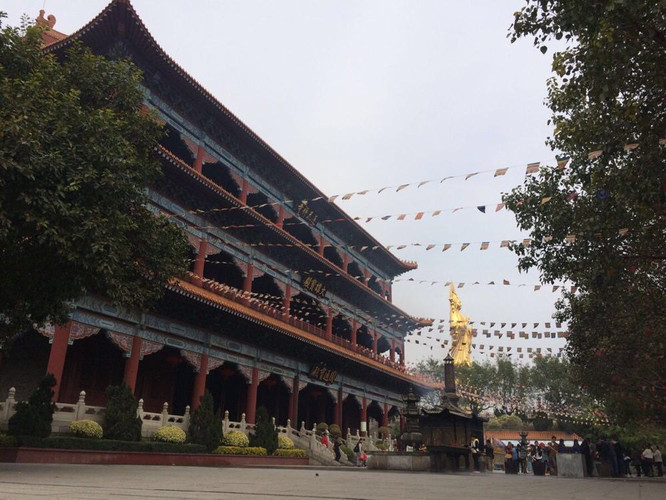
top-left (361, 397), bottom-right (368, 436)
top-left (336, 388), bottom-right (343, 427)
top-left (46, 322), bottom-right (72, 402)
top-left (243, 263), bottom-right (254, 293)
top-left (191, 354), bottom-right (209, 410)
top-left (325, 308), bottom-right (333, 340)
top-left (246, 367), bottom-right (259, 424)
top-left (351, 321), bottom-right (358, 346)
top-left (399, 341), bottom-right (405, 365)
top-left (193, 144), bottom-right (205, 173)
top-left (372, 331), bottom-right (378, 354)
top-left (390, 340), bottom-right (396, 363)
top-left (382, 403), bottom-right (389, 427)
top-left (288, 375), bottom-right (299, 424)
top-left (277, 206), bottom-right (285, 228)
top-left (193, 239), bottom-right (207, 287)
top-left (123, 336), bottom-right (143, 393)
top-left (240, 179), bottom-right (249, 204)
top-left (282, 284), bottom-right (291, 319)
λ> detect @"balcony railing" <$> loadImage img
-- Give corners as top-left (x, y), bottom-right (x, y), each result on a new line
top-left (182, 272), bottom-right (411, 374)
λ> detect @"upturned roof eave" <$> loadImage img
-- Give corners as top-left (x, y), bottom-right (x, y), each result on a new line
top-left (43, 0), bottom-right (417, 278)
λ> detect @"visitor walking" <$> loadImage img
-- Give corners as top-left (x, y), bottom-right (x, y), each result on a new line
top-left (333, 437), bottom-right (341, 462)
top-left (484, 439), bottom-right (494, 472)
top-left (641, 444), bottom-right (654, 477)
top-left (548, 438), bottom-right (558, 476)
top-left (581, 439), bottom-right (593, 476)
top-left (505, 442), bottom-right (514, 474)
top-left (354, 440), bottom-right (363, 466)
top-left (471, 438), bottom-right (481, 472)
top-left (653, 445), bottom-right (663, 477)
top-left (517, 443), bottom-right (527, 474)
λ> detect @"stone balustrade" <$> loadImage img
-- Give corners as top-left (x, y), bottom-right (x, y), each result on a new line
top-left (0, 387), bottom-right (392, 464)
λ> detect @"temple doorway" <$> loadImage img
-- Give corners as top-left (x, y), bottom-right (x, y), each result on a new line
top-left (59, 330), bottom-right (124, 405)
top-left (135, 347), bottom-right (194, 415)
top-left (206, 362), bottom-right (247, 421)
top-left (342, 394), bottom-right (361, 435)
top-left (256, 374), bottom-right (290, 426)
top-left (297, 383), bottom-right (334, 428)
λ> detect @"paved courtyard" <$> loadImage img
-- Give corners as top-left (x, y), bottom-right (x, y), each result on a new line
top-left (0, 464), bottom-right (663, 499)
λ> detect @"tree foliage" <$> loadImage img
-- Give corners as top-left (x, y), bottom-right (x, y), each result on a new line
top-left (103, 384), bottom-right (142, 441)
top-left (414, 356), bottom-right (596, 428)
top-left (505, 1), bottom-right (666, 424)
top-left (0, 14), bottom-right (188, 339)
top-left (249, 406), bottom-right (278, 455)
top-left (8, 374), bottom-right (55, 437)
top-left (188, 390), bottom-right (222, 452)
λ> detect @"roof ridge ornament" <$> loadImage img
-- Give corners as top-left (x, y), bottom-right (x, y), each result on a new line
top-left (36, 10), bottom-right (57, 29)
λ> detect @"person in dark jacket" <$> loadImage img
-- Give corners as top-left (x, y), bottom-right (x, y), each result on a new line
top-left (484, 439), bottom-right (495, 472)
top-left (581, 439), bottom-right (593, 476)
top-left (333, 437), bottom-right (341, 461)
top-left (558, 439), bottom-right (567, 453)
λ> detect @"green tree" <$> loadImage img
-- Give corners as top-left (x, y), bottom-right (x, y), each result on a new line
top-left (8, 374), bottom-right (55, 437)
top-left (103, 384), bottom-right (142, 441)
top-left (505, 1), bottom-right (666, 424)
top-left (249, 406), bottom-right (278, 455)
top-left (188, 390), bottom-right (222, 452)
top-left (0, 14), bottom-right (188, 339)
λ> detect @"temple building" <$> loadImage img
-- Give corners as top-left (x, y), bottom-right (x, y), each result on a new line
top-left (0, 0), bottom-right (438, 436)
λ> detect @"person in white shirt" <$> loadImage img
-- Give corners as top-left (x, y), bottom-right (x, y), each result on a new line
top-left (641, 445), bottom-right (654, 477)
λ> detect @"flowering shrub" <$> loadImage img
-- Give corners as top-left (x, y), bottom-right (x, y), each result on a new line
top-left (69, 420), bottom-right (103, 439)
top-left (222, 430), bottom-right (249, 447)
top-left (277, 434), bottom-right (294, 449)
top-left (152, 425), bottom-right (186, 444)
top-left (213, 446), bottom-right (266, 455)
top-left (273, 448), bottom-right (307, 458)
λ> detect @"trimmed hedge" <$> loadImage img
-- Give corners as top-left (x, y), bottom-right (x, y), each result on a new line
top-left (69, 420), bottom-right (103, 439)
top-left (213, 445), bottom-right (267, 455)
top-left (277, 434), bottom-right (294, 449)
top-left (272, 448), bottom-right (307, 458)
top-left (0, 433), bottom-right (19, 447)
top-left (16, 435), bottom-right (206, 454)
top-left (222, 430), bottom-right (249, 447)
top-left (152, 426), bottom-right (186, 444)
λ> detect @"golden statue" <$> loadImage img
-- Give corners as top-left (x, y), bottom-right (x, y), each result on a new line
top-left (449, 283), bottom-right (472, 366)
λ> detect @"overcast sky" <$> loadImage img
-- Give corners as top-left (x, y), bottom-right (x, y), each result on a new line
top-left (4, 0), bottom-right (567, 364)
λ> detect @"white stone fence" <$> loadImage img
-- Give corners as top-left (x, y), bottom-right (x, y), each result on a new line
top-left (0, 387), bottom-right (393, 460)
top-left (0, 387), bottom-right (190, 438)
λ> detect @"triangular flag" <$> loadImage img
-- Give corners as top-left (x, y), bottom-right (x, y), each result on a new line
top-left (397, 214), bottom-right (407, 221)
top-left (477, 206), bottom-right (486, 213)
top-left (541, 196), bottom-right (552, 204)
top-left (342, 193), bottom-right (354, 200)
top-left (495, 203), bottom-right (505, 212)
top-left (480, 242), bottom-right (489, 250)
top-left (432, 210), bottom-right (442, 217)
top-left (500, 240), bottom-right (510, 248)
top-left (426, 244), bottom-right (436, 251)
top-left (414, 212), bottom-right (424, 220)
top-left (494, 168), bottom-right (508, 177)
top-left (461, 243), bottom-right (470, 251)
top-left (556, 156), bottom-right (570, 169)
top-left (396, 184), bottom-right (409, 192)
top-left (465, 172), bottom-right (479, 180)
top-left (442, 244), bottom-right (452, 252)
top-left (418, 181), bottom-right (430, 188)
top-left (588, 150), bottom-right (603, 160)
